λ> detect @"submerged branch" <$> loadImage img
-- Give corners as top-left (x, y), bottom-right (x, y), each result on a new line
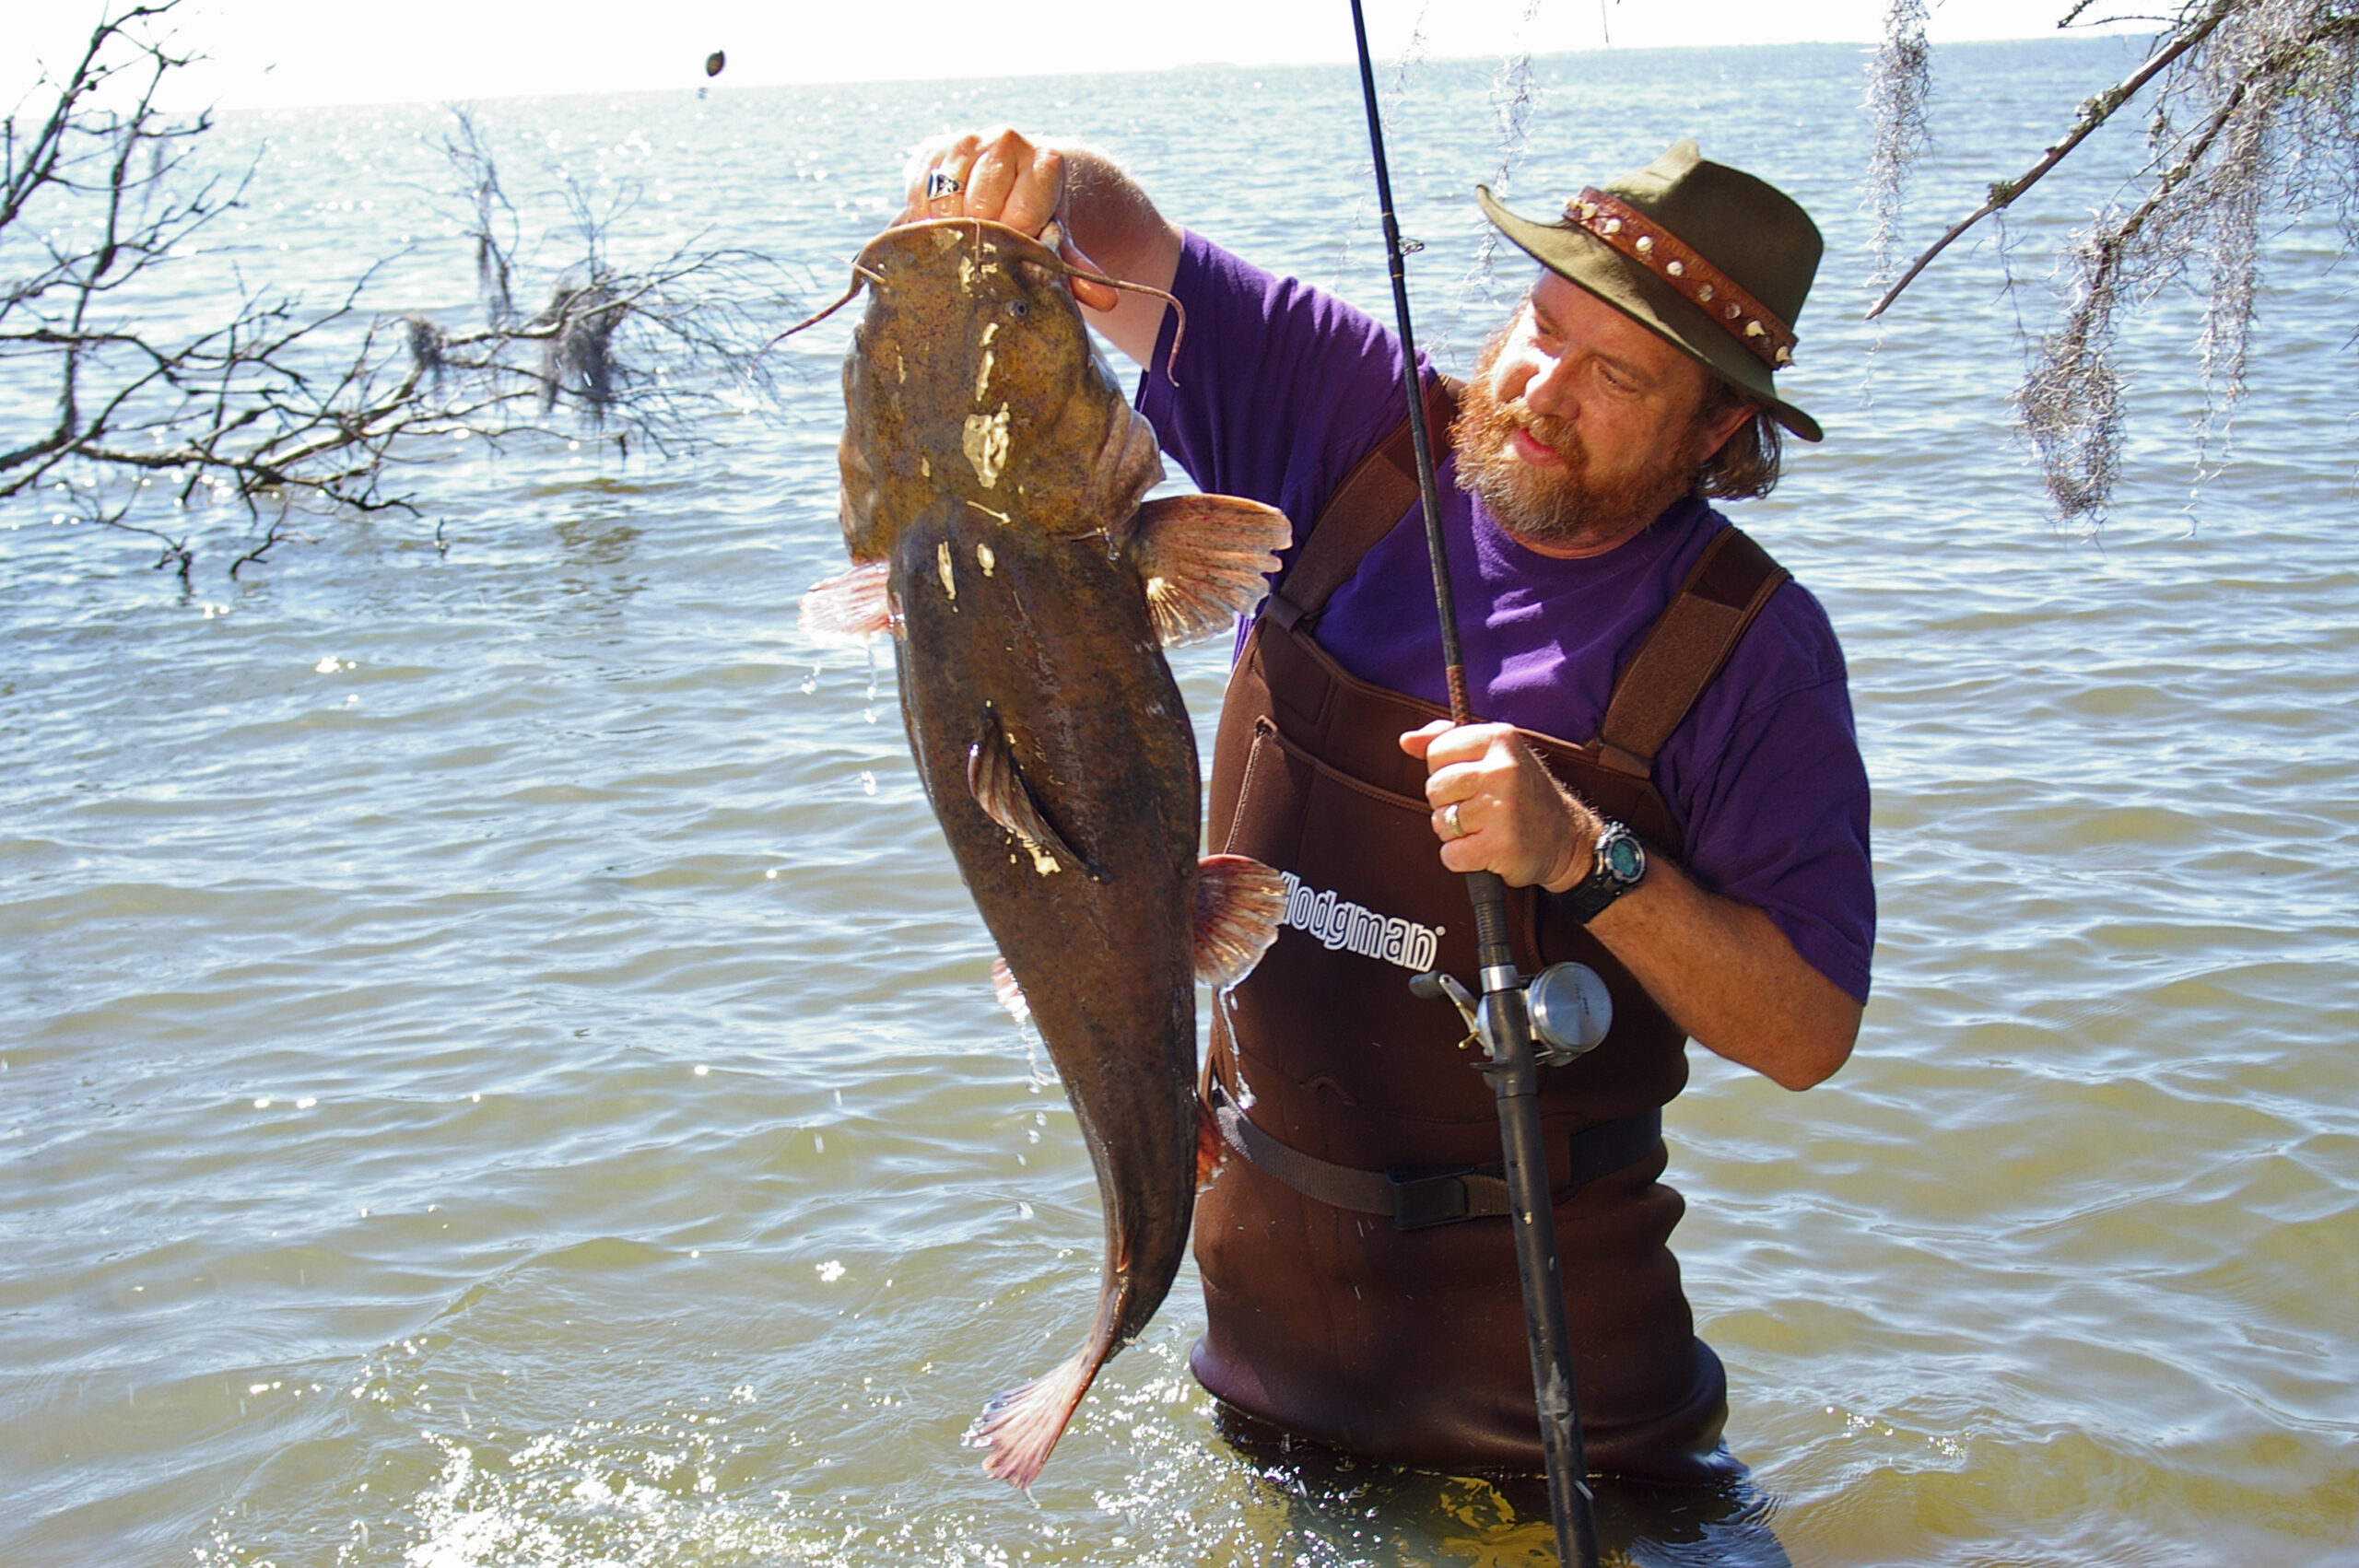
top-left (3, 2), bottom-right (798, 577)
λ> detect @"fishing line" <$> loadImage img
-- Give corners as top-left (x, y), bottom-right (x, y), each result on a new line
top-left (1330, 0), bottom-right (1431, 296)
top-left (1458, 0), bottom-right (1547, 349)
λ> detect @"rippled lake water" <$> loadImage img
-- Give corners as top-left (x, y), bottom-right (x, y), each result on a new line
top-left (5, 34), bottom-right (2356, 1568)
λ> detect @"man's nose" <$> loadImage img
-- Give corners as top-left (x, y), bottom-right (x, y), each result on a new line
top-left (1520, 349), bottom-right (1578, 418)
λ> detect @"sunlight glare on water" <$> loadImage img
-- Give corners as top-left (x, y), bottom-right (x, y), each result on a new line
top-left (3, 34), bottom-right (2356, 1568)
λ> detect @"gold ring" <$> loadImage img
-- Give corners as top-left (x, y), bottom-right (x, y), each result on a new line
top-left (1443, 802), bottom-right (1464, 840)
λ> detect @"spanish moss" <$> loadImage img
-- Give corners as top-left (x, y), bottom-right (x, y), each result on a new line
top-left (539, 275), bottom-right (623, 419)
top-left (1864, 0), bottom-right (1933, 287)
top-left (1869, 0), bottom-right (2359, 521)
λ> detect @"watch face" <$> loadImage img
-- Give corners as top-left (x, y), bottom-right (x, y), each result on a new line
top-left (1602, 833), bottom-right (1645, 882)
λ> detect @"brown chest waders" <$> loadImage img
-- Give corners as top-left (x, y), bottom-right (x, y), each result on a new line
top-left (1191, 381), bottom-right (1789, 1480)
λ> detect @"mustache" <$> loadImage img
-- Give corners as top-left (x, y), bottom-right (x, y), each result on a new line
top-left (1463, 393), bottom-right (1576, 465)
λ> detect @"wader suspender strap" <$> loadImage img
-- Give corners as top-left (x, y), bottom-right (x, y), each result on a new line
top-left (1590, 528), bottom-right (1790, 778)
top-left (1263, 377), bottom-right (1463, 632)
top-left (1261, 380), bottom-right (1790, 780)
top-left (1215, 392), bottom-right (1793, 1229)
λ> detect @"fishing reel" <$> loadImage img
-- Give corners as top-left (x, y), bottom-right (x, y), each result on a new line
top-left (1410, 962), bottom-right (1612, 1070)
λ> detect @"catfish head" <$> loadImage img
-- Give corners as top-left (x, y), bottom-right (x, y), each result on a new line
top-left (835, 218), bottom-right (1163, 563)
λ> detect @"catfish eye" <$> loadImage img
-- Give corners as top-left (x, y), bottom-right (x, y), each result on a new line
top-left (1007, 298), bottom-right (1030, 319)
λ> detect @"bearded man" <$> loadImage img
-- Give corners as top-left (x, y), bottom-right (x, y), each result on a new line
top-left (904, 133), bottom-right (1872, 1482)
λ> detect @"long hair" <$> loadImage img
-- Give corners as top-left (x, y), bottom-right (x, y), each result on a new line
top-left (1695, 379), bottom-right (1782, 501)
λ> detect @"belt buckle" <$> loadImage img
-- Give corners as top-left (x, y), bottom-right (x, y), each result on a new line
top-left (1385, 1164), bottom-right (1476, 1231)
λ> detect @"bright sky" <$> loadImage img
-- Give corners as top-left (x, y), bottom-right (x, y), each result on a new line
top-left (13, 0), bottom-right (2145, 112)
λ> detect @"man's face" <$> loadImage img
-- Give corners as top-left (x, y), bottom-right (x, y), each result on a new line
top-left (1453, 270), bottom-right (1746, 556)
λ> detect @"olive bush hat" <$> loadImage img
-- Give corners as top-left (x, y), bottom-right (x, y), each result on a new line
top-left (1477, 139), bottom-right (1824, 441)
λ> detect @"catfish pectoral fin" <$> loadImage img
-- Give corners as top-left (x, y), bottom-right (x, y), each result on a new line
top-left (800, 560), bottom-right (898, 642)
top-left (1194, 852), bottom-right (1287, 988)
top-left (1123, 494), bottom-right (1294, 646)
top-left (967, 710), bottom-right (1098, 880)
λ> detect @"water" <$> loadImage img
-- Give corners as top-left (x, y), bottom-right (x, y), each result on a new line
top-left (6, 35), bottom-right (2357, 1568)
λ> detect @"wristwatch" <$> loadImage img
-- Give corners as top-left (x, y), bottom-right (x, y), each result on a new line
top-left (1551, 819), bottom-right (1648, 924)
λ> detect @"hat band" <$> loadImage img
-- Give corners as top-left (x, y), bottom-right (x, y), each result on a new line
top-left (1562, 188), bottom-right (1796, 369)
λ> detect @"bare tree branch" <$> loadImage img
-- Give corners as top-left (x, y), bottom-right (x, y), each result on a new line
top-left (2, 1), bottom-right (801, 580)
top-left (1865, 0), bottom-right (2238, 321)
top-left (1864, 0), bottom-right (2359, 520)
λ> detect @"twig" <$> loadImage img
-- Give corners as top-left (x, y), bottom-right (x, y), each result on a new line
top-left (1865, 0), bottom-right (2236, 319)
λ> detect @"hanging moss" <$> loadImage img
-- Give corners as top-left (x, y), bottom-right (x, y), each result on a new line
top-left (1867, 0), bottom-right (2359, 522)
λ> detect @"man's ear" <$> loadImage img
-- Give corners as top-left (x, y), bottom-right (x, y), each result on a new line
top-left (1693, 392), bottom-right (1759, 466)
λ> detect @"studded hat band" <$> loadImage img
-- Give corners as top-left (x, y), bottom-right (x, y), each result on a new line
top-left (1563, 187), bottom-right (1797, 369)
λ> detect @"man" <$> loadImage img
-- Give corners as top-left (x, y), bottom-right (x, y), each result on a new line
top-left (901, 131), bottom-right (1872, 1481)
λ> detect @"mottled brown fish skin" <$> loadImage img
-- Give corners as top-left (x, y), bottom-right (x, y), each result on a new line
top-left (836, 220), bottom-right (1202, 1480)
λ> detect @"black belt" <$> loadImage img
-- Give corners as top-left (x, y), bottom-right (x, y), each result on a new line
top-left (1205, 1077), bottom-right (1662, 1233)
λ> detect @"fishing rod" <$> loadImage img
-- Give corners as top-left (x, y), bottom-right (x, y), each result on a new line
top-left (1343, 5), bottom-right (1600, 1565)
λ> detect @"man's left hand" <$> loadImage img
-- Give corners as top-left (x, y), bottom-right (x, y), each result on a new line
top-left (1401, 719), bottom-right (1861, 1090)
top-left (1402, 720), bottom-right (1599, 892)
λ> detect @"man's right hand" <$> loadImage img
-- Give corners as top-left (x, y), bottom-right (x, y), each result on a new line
top-left (899, 129), bottom-right (1121, 312)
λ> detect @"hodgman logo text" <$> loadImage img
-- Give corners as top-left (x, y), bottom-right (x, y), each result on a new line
top-left (1279, 872), bottom-right (1441, 974)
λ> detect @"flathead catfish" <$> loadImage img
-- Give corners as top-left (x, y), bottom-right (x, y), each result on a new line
top-left (796, 217), bottom-right (1289, 1488)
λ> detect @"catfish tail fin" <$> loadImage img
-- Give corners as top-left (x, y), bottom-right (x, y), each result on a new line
top-left (968, 1347), bottom-right (1101, 1490)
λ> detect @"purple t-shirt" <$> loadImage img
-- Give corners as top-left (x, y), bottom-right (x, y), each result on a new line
top-left (1138, 230), bottom-right (1873, 1003)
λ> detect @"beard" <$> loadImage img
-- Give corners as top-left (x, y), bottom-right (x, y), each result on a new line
top-left (1451, 325), bottom-right (1706, 553)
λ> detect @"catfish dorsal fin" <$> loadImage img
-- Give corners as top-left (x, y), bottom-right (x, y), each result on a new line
top-left (967, 708), bottom-right (1097, 881)
top-left (1123, 495), bottom-right (1293, 646)
top-left (1193, 853), bottom-right (1286, 988)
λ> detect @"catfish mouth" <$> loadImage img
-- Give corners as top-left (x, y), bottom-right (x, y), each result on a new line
top-left (771, 216), bottom-right (1191, 379)
top-left (860, 215), bottom-right (1065, 275)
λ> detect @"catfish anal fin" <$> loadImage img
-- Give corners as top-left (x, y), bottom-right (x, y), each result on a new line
top-left (1123, 494), bottom-right (1293, 646)
top-left (967, 710), bottom-right (1097, 880)
top-left (1195, 1093), bottom-right (1226, 1191)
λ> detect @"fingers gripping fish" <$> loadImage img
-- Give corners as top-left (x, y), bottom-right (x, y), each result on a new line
top-left (795, 218), bottom-right (1290, 1488)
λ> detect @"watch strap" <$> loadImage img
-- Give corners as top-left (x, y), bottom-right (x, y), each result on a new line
top-left (1548, 821), bottom-right (1644, 924)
